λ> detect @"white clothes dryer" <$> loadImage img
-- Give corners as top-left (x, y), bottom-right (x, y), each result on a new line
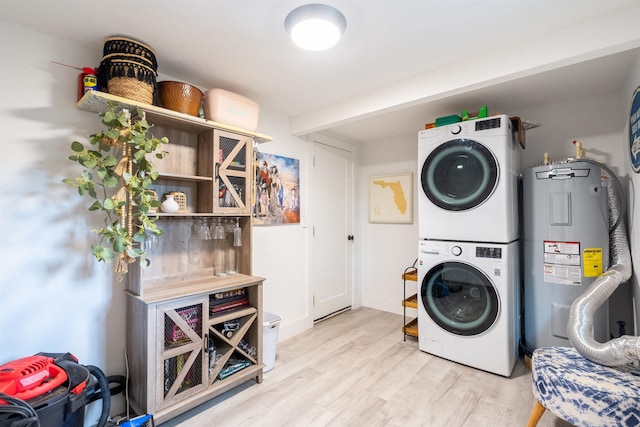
top-left (418, 114), bottom-right (519, 243)
top-left (417, 239), bottom-right (520, 377)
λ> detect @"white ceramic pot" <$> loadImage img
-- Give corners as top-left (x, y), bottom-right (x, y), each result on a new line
top-left (161, 194), bottom-right (180, 213)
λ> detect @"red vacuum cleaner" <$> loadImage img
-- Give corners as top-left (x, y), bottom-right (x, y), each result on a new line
top-left (0, 353), bottom-right (110, 427)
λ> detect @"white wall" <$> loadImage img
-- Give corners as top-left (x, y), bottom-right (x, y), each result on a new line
top-left (0, 20), bottom-right (112, 365)
top-left (357, 132), bottom-right (419, 313)
top-left (622, 51), bottom-right (640, 332)
top-left (251, 108), bottom-right (313, 341)
top-left (517, 92), bottom-right (627, 172)
top-left (0, 20), bottom-right (130, 417)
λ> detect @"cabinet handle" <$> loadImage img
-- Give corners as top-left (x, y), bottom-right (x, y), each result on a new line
top-left (215, 163), bottom-right (220, 180)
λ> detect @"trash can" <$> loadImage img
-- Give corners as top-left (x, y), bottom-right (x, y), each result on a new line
top-left (263, 311), bottom-right (282, 372)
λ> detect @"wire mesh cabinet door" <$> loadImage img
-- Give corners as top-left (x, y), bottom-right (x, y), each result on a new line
top-left (156, 296), bottom-right (208, 409)
top-left (213, 129), bottom-right (252, 215)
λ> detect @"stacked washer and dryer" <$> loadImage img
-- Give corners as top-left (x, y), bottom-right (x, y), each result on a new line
top-left (416, 114), bottom-right (521, 377)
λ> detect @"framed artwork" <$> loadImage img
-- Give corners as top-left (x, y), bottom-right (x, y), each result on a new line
top-left (629, 85), bottom-right (640, 173)
top-left (253, 151), bottom-right (300, 225)
top-left (369, 172), bottom-right (413, 223)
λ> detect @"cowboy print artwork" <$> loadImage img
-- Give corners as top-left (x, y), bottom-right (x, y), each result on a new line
top-left (253, 151), bottom-right (300, 225)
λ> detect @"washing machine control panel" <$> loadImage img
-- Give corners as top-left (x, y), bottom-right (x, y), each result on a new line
top-left (420, 241), bottom-right (506, 261)
top-left (476, 246), bottom-right (503, 259)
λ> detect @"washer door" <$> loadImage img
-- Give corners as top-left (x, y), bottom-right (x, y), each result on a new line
top-left (421, 139), bottom-right (498, 211)
top-left (421, 261), bottom-right (499, 336)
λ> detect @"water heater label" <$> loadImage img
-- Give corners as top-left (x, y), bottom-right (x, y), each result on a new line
top-left (583, 248), bottom-right (603, 277)
top-left (543, 240), bottom-right (581, 285)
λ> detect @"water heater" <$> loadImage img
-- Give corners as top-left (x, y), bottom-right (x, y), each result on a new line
top-left (523, 160), bottom-right (610, 350)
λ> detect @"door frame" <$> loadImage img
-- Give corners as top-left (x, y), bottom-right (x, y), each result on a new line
top-left (307, 132), bottom-right (358, 320)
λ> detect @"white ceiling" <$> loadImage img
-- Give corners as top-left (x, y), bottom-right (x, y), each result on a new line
top-left (1, 0), bottom-right (640, 143)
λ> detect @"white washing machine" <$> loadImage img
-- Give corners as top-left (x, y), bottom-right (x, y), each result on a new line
top-left (418, 114), bottom-right (520, 243)
top-left (417, 239), bottom-right (520, 377)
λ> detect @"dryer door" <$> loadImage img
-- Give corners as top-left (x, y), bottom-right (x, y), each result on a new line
top-left (421, 261), bottom-right (499, 336)
top-left (421, 139), bottom-right (498, 211)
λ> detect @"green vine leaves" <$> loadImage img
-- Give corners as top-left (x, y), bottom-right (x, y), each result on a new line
top-left (64, 103), bottom-right (168, 272)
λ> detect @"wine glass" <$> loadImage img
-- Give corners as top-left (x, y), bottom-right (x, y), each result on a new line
top-left (197, 218), bottom-right (211, 240)
top-left (144, 231), bottom-right (159, 252)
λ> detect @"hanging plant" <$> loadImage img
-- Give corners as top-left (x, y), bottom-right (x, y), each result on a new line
top-left (64, 102), bottom-right (168, 273)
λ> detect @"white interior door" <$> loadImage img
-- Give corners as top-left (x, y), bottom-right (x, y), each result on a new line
top-left (311, 137), bottom-right (354, 321)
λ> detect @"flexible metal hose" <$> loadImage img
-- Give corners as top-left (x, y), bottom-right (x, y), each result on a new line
top-left (567, 174), bottom-right (639, 366)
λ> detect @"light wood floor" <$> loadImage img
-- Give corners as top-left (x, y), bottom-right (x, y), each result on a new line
top-left (162, 307), bottom-right (571, 427)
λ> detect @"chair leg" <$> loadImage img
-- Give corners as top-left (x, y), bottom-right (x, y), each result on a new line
top-left (526, 400), bottom-right (546, 427)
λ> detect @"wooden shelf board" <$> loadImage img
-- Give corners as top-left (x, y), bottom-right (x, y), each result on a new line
top-left (212, 363), bottom-right (263, 386)
top-left (402, 294), bottom-right (418, 309)
top-left (209, 306), bottom-right (257, 324)
top-left (153, 212), bottom-right (247, 218)
top-left (77, 90), bottom-right (273, 143)
top-left (403, 318), bottom-right (418, 337)
top-left (130, 273), bottom-right (265, 303)
top-left (158, 172), bottom-right (213, 182)
top-left (402, 269), bottom-right (417, 281)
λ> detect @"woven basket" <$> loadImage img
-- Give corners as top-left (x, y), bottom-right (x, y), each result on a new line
top-left (100, 36), bottom-right (158, 104)
top-left (167, 191), bottom-right (187, 213)
top-left (107, 77), bottom-right (154, 104)
top-left (103, 36), bottom-right (157, 70)
top-left (147, 189), bottom-right (159, 213)
top-left (102, 60), bottom-right (157, 104)
top-left (101, 52), bottom-right (155, 68)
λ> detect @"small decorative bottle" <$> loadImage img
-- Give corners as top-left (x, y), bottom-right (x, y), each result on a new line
top-left (161, 194), bottom-right (180, 213)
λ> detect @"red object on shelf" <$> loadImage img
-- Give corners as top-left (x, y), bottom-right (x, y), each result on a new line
top-left (0, 355), bottom-right (68, 401)
top-left (77, 67), bottom-right (98, 101)
top-left (211, 298), bottom-right (249, 314)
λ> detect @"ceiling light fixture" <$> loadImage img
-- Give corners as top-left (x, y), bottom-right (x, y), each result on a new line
top-left (285, 3), bottom-right (347, 51)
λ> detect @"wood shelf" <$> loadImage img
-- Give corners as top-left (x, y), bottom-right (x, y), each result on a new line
top-left (152, 212), bottom-right (236, 218)
top-left (402, 294), bottom-right (418, 309)
top-left (77, 90), bottom-right (272, 143)
top-left (79, 90), bottom-right (267, 424)
top-left (402, 267), bottom-right (418, 340)
top-left (129, 273), bottom-right (265, 304)
top-left (403, 318), bottom-right (418, 337)
top-left (402, 269), bottom-right (417, 281)
top-left (158, 172), bottom-right (213, 182)
top-left (210, 306), bottom-right (257, 324)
